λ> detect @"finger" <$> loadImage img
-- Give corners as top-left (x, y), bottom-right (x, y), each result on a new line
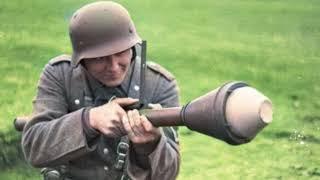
top-left (127, 110), bottom-right (139, 136)
top-left (141, 115), bottom-right (154, 132)
top-left (127, 110), bottom-right (138, 136)
top-left (113, 97), bottom-right (139, 107)
top-left (121, 114), bottom-right (134, 137)
top-left (113, 103), bottom-right (127, 120)
top-left (131, 109), bottom-right (144, 135)
top-left (105, 104), bottom-right (126, 135)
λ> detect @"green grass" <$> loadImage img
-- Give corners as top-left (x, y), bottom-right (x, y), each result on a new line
top-left (1, 0), bottom-right (319, 179)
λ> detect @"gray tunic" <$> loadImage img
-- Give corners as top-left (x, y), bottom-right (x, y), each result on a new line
top-left (21, 52), bottom-right (180, 180)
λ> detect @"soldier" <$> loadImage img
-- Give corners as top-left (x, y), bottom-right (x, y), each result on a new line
top-left (21, 1), bottom-right (180, 180)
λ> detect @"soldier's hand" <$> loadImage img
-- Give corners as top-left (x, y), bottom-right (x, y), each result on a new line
top-left (89, 97), bottom-right (138, 137)
top-left (147, 103), bottom-right (162, 110)
top-left (122, 109), bottom-right (161, 154)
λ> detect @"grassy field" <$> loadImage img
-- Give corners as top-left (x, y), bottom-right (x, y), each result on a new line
top-left (1, 0), bottom-right (319, 179)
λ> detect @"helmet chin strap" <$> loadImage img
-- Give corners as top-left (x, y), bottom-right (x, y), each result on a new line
top-left (131, 46), bottom-right (136, 62)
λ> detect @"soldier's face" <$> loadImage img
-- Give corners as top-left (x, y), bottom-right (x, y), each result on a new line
top-left (83, 48), bottom-right (132, 87)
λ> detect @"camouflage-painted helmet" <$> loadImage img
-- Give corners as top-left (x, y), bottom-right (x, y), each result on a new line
top-left (69, 1), bottom-right (141, 65)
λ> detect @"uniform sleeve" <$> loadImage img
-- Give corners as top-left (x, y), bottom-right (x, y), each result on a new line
top-left (127, 77), bottom-right (180, 180)
top-left (21, 63), bottom-right (95, 168)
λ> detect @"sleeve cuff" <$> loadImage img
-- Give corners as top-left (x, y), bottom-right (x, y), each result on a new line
top-left (81, 107), bottom-right (100, 141)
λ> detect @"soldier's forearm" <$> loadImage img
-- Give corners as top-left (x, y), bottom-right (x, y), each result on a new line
top-left (149, 136), bottom-right (180, 180)
top-left (22, 108), bottom-right (93, 167)
top-left (127, 134), bottom-right (180, 180)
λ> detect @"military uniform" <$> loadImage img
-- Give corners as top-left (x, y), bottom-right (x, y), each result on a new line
top-left (21, 48), bottom-right (180, 180)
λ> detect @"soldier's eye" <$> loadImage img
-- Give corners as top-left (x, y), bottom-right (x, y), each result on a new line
top-left (95, 57), bottom-right (104, 60)
top-left (115, 48), bottom-right (131, 57)
top-left (115, 51), bottom-right (126, 57)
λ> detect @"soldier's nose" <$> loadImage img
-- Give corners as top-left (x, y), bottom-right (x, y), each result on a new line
top-left (108, 56), bottom-right (121, 72)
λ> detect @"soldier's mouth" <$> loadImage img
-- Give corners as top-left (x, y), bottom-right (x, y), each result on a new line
top-left (103, 73), bottom-right (124, 81)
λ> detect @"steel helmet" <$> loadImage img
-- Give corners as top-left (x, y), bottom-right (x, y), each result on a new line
top-left (69, 1), bottom-right (141, 66)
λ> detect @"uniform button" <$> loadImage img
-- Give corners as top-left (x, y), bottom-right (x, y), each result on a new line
top-left (134, 85), bottom-right (140, 91)
top-left (104, 166), bottom-right (109, 171)
top-left (74, 99), bottom-right (80, 105)
top-left (103, 148), bottom-right (109, 155)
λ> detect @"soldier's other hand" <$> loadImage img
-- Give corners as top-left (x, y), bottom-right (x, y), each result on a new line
top-left (89, 97), bottom-right (138, 138)
top-left (122, 109), bottom-right (161, 154)
top-left (147, 103), bottom-right (162, 110)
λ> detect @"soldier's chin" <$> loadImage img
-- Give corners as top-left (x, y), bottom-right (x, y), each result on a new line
top-left (102, 78), bottom-right (123, 87)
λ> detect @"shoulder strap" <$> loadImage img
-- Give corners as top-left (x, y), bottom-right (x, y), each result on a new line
top-left (48, 54), bottom-right (71, 65)
top-left (147, 61), bottom-right (175, 81)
